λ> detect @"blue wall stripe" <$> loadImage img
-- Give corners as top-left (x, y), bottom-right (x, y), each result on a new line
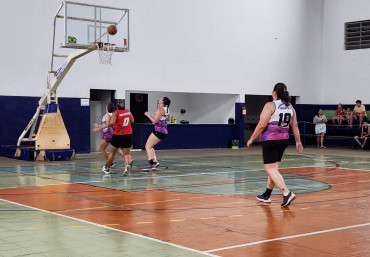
top-left (2, 96), bottom-right (363, 154)
top-left (0, 96), bottom-right (90, 154)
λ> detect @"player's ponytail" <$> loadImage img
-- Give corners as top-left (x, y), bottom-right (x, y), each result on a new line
top-left (162, 97), bottom-right (171, 118)
top-left (163, 97), bottom-right (171, 108)
top-left (274, 83), bottom-right (291, 106)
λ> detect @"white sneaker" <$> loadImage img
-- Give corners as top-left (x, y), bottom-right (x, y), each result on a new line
top-left (102, 165), bottom-right (110, 174)
top-left (123, 165), bottom-right (131, 176)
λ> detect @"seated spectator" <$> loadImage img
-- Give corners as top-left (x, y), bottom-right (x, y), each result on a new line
top-left (354, 119), bottom-right (369, 149)
top-left (349, 100), bottom-right (367, 128)
top-left (345, 107), bottom-right (352, 120)
top-left (332, 103), bottom-right (346, 125)
top-left (313, 109), bottom-right (327, 148)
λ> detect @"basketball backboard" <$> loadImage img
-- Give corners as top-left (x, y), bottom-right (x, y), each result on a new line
top-left (60, 1), bottom-right (129, 52)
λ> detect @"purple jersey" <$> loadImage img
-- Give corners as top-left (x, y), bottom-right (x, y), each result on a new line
top-left (154, 107), bottom-right (169, 134)
top-left (102, 113), bottom-right (113, 142)
top-left (261, 100), bottom-right (293, 141)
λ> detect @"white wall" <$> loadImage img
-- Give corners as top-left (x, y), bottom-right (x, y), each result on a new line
top-left (322, 0), bottom-right (370, 105)
top-left (0, 0), bottom-right (324, 104)
top-left (125, 91), bottom-right (237, 124)
top-left (189, 94), bottom-right (238, 124)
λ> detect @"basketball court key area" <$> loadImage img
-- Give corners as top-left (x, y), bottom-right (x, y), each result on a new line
top-left (0, 146), bottom-right (369, 257)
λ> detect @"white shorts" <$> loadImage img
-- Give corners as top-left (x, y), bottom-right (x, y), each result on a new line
top-left (315, 124), bottom-right (326, 134)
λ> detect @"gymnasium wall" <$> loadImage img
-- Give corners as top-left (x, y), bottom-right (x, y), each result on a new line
top-left (0, 0), bottom-right (323, 100)
top-left (320, 0), bottom-right (370, 105)
top-left (5, 0), bottom-right (359, 153)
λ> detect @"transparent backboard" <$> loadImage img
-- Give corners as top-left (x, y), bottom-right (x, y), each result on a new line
top-left (61, 1), bottom-right (129, 52)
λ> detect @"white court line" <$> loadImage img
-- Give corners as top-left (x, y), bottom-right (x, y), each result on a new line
top-left (205, 222), bottom-right (370, 253)
top-left (0, 198), bottom-right (219, 257)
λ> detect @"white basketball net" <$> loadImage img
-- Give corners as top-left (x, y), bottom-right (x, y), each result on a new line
top-left (95, 42), bottom-right (116, 65)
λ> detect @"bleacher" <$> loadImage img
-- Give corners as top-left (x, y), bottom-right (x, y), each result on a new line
top-left (298, 109), bottom-right (368, 149)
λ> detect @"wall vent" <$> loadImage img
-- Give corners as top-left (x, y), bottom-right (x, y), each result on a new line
top-left (345, 20), bottom-right (370, 50)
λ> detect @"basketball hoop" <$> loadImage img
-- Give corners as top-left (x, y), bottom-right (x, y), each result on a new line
top-left (94, 42), bottom-right (116, 65)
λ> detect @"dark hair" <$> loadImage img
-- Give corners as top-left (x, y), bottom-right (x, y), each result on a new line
top-left (107, 103), bottom-right (116, 113)
top-left (356, 100), bottom-right (362, 104)
top-left (116, 99), bottom-right (125, 110)
top-left (317, 109), bottom-right (322, 115)
top-left (163, 97), bottom-right (171, 107)
top-left (274, 83), bottom-right (291, 106)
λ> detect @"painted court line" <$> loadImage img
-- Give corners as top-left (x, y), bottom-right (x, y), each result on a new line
top-left (0, 198), bottom-right (219, 257)
top-left (205, 222), bottom-right (370, 253)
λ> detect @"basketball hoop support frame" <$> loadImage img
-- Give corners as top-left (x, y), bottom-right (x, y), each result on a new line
top-left (17, 1), bottom-right (129, 151)
top-left (17, 48), bottom-right (93, 149)
top-left (17, 3), bottom-right (94, 149)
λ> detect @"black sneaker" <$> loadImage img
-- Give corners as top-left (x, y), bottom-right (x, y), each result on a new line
top-left (142, 164), bottom-right (154, 171)
top-left (281, 192), bottom-right (296, 207)
top-left (152, 161), bottom-right (160, 170)
top-left (111, 162), bottom-right (115, 167)
top-left (256, 193), bottom-right (271, 203)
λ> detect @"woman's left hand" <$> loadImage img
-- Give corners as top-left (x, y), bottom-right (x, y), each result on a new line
top-left (296, 142), bottom-right (303, 153)
top-left (246, 139), bottom-right (253, 147)
top-left (92, 123), bottom-right (101, 132)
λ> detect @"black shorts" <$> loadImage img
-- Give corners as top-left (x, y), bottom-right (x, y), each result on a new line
top-left (262, 139), bottom-right (289, 164)
top-left (110, 134), bottom-right (133, 149)
top-left (153, 131), bottom-right (167, 140)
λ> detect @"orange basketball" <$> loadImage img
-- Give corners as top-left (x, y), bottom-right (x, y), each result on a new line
top-left (107, 25), bottom-right (117, 35)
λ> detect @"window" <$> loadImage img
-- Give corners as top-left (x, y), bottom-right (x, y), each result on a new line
top-left (345, 20), bottom-right (370, 50)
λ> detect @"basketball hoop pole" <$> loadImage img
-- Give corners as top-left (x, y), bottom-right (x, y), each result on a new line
top-left (51, 2), bottom-right (64, 72)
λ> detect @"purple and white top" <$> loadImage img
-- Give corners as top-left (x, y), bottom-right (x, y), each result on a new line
top-left (261, 100), bottom-right (293, 141)
top-left (154, 107), bottom-right (170, 134)
top-left (102, 113), bottom-right (113, 139)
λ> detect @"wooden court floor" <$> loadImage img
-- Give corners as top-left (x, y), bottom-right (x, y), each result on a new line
top-left (0, 146), bottom-right (369, 257)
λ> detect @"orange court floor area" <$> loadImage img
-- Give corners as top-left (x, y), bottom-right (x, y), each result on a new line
top-left (0, 147), bottom-right (369, 257)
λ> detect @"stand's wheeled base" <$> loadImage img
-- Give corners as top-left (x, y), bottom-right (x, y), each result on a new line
top-left (0, 145), bottom-right (75, 161)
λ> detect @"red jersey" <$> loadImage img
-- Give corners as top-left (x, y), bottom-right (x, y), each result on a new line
top-left (113, 109), bottom-right (133, 135)
top-left (336, 108), bottom-right (345, 116)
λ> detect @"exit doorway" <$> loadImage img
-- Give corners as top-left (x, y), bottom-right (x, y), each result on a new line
top-left (90, 89), bottom-right (115, 153)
